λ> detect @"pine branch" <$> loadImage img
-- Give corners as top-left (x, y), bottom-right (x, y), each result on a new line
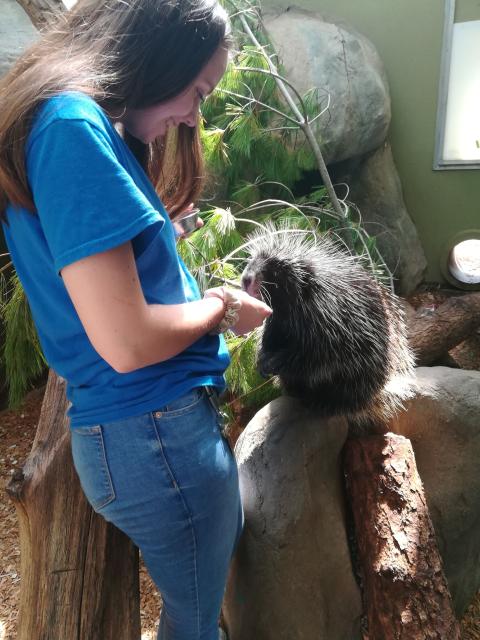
top-left (1, 272), bottom-right (47, 409)
top-left (216, 88), bottom-right (299, 125)
top-left (225, 0), bottom-right (346, 220)
top-left (221, 0), bottom-right (395, 289)
top-left (232, 65), bottom-right (309, 117)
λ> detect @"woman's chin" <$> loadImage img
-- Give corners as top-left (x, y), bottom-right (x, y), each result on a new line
top-left (148, 129), bottom-right (168, 144)
top-left (124, 125), bottom-right (167, 144)
top-left (139, 133), bottom-right (161, 144)
top-left (122, 125), bottom-right (149, 144)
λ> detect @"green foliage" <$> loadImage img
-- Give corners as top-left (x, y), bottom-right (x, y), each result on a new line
top-left (200, 40), bottom-right (319, 206)
top-left (0, 270), bottom-right (47, 409)
top-left (202, 127), bottom-right (230, 174)
top-left (224, 330), bottom-right (280, 410)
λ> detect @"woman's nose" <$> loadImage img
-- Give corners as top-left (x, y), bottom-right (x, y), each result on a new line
top-left (183, 111), bottom-right (198, 127)
top-left (182, 101), bottom-right (201, 128)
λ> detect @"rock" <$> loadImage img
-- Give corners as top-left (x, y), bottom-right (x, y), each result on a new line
top-left (223, 367), bottom-right (480, 634)
top-left (264, 7), bottom-right (391, 164)
top-left (223, 396), bottom-right (362, 640)
top-left (332, 143), bottom-right (427, 295)
top-left (390, 366), bottom-right (480, 615)
top-left (0, 0), bottom-right (38, 79)
top-left (261, 9), bottom-right (426, 294)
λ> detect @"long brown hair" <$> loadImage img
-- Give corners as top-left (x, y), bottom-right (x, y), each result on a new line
top-left (0, 0), bottom-right (231, 225)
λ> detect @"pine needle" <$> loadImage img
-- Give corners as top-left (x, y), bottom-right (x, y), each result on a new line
top-left (1, 272), bottom-right (47, 409)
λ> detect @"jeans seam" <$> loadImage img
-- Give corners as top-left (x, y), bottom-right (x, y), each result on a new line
top-left (72, 427), bottom-right (116, 510)
top-left (98, 428), bottom-right (116, 507)
top-left (149, 412), bottom-right (200, 637)
top-left (95, 437), bottom-right (115, 509)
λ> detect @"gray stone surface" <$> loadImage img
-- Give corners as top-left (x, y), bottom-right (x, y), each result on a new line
top-left (223, 396), bottom-right (362, 640)
top-left (0, 0), bottom-right (38, 79)
top-left (262, 8), bottom-right (426, 293)
top-left (224, 368), bottom-right (480, 634)
top-left (264, 7), bottom-right (391, 164)
top-left (390, 366), bottom-right (480, 615)
top-left (334, 143), bottom-right (428, 295)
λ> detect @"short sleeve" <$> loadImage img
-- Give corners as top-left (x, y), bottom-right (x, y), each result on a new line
top-left (27, 118), bottom-right (164, 275)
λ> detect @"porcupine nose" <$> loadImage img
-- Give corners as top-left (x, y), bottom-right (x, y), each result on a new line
top-left (241, 274), bottom-right (252, 290)
top-left (241, 272), bottom-right (260, 299)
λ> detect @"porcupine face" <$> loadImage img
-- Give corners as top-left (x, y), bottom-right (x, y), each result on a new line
top-left (240, 229), bottom-right (403, 421)
top-left (241, 231), bottom-right (321, 312)
top-left (241, 252), bottom-right (307, 311)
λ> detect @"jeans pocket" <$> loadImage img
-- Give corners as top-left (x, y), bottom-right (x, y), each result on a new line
top-left (70, 425), bottom-right (116, 511)
top-left (152, 387), bottom-right (205, 418)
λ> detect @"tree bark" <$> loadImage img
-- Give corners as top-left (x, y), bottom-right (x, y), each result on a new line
top-left (7, 369), bottom-right (140, 640)
top-left (407, 293), bottom-right (480, 366)
top-left (16, 0), bottom-right (64, 30)
top-left (343, 433), bottom-right (460, 640)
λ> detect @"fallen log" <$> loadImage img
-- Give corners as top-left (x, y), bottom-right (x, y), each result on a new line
top-left (7, 369), bottom-right (140, 640)
top-left (407, 292), bottom-right (480, 365)
top-left (343, 433), bottom-right (460, 640)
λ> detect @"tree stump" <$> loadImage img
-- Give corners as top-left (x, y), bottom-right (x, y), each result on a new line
top-left (343, 433), bottom-right (460, 640)
top-left (7, 369), bottom-right (140, 640)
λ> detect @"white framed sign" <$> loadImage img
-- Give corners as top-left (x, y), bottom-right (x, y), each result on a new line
top-left (434, 0), bottom-right (480, 169)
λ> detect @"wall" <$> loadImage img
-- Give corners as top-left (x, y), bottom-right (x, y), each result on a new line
top-left (262, 0), bottom-right (480, 284)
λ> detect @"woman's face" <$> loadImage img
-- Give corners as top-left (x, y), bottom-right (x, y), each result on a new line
top-left (121, 45), bottom-right (229, 143)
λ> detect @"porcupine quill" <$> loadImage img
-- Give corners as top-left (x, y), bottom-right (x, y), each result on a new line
top-left (241, 227), bottom-right (416, 432)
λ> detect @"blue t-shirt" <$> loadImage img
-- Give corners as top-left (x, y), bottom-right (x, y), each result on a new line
top-left (1, 91), bottom-right (230, 428)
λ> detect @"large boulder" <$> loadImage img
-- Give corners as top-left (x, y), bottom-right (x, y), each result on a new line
top-left (261, 8), bottom-right (426, 293)
top-left (264, 7), bottom-right (391, 165)
top-left (390, 366), bottom-right (480, 615)
top-left (332, 143), bottom-right (427, 295)
top-left (224, 397), bottom-right (362, 640)
top-left (224, 367), bottom-right (480, 636)
top-left (0, 0), bottom-right (38, 78)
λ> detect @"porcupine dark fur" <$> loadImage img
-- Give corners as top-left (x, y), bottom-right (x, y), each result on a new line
top-left (241, 228), bottom-right (416, 430)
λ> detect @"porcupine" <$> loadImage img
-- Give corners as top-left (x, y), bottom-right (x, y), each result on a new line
top-left (240, 228), bottom-right (416, 431)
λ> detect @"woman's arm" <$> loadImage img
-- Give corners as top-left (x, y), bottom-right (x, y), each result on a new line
top-left (60, 240), bottom-right (270, 373)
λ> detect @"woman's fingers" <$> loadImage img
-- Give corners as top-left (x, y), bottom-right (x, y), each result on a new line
top-left (204, 287), bottom-right (272, 335)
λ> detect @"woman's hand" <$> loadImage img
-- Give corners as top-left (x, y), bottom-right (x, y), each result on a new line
top-left (204, 287), bottom-right (272, 336)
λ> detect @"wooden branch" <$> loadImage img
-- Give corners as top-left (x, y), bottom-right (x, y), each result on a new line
top-left (343, 433), bottom-right (460, 640)
top-left (7, 369), bottom-right (140, 640)
top-left (408, 293), bottom-right (480, 366)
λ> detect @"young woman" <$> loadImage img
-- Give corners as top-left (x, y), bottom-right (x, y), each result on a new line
top-left (0, 0), bottom-right (272, 638)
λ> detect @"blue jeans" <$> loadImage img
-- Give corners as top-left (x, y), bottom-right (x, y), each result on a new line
top-left (70, 386), bottom-right (244, 640)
